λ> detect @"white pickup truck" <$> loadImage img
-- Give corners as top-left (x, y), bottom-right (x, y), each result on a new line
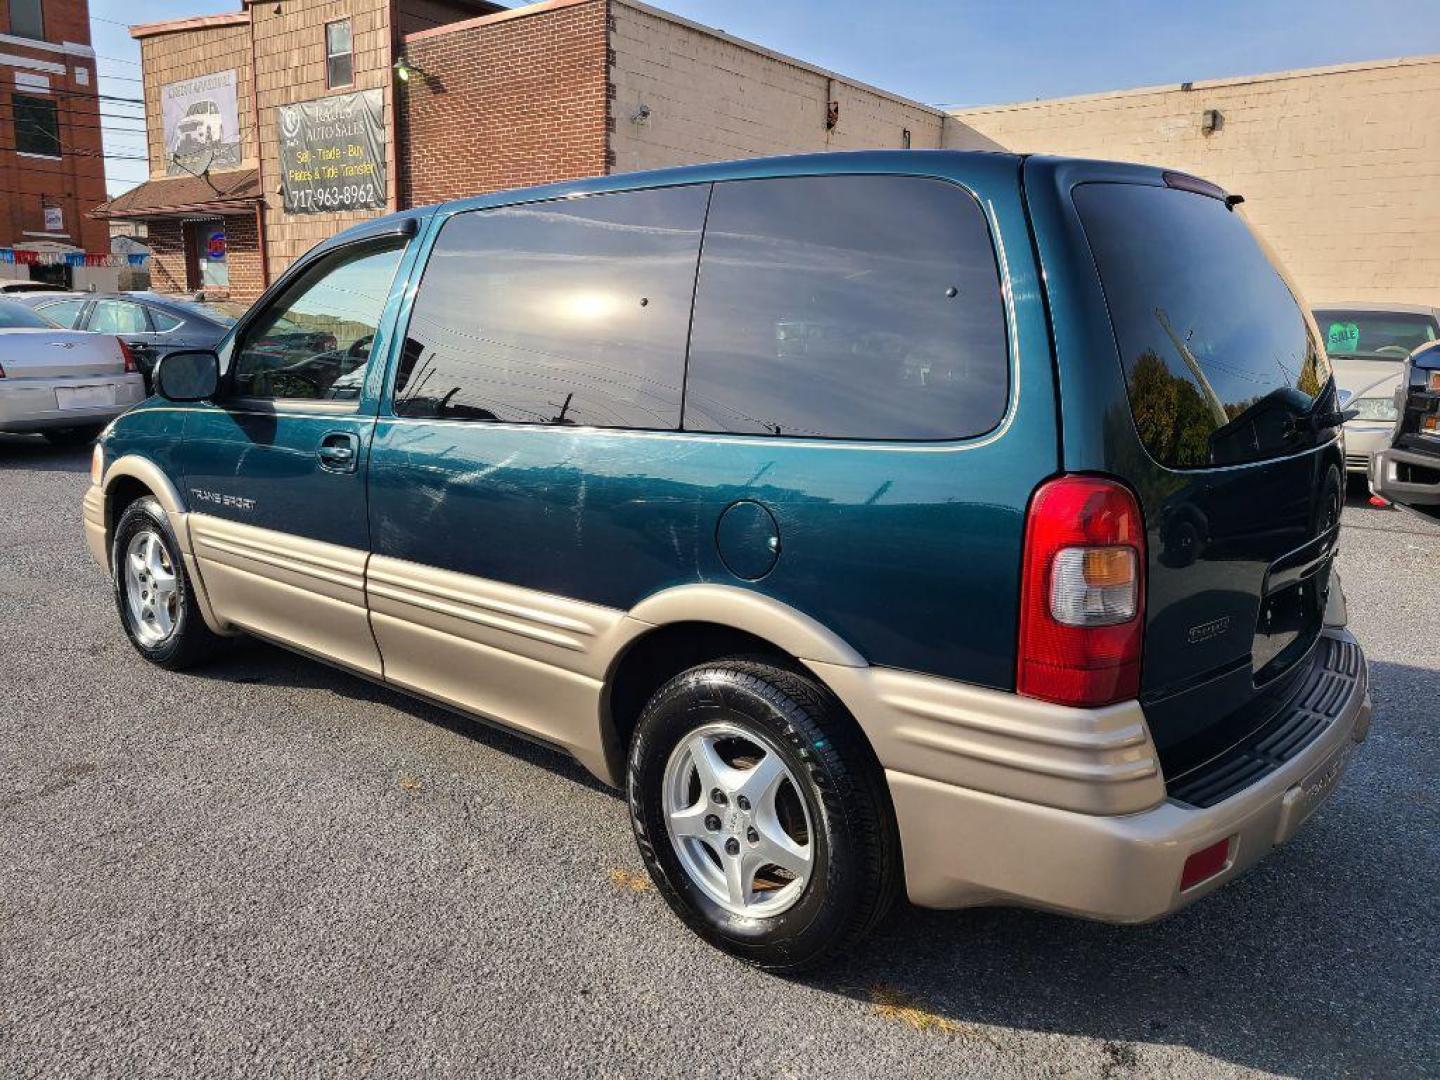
top-left (0, 298), bottom-right (145, 445)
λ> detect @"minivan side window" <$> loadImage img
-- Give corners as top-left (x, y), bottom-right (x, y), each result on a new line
top-left (231, 240), bottom-right (405, 402)
top-left (393, 185), bottom-right (708, 428)
top-left (682, 175), bottom-right (1009, 440)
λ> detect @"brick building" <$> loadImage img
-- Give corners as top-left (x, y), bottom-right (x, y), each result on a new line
top-left (97, 0), bottom-right (947, 301)
top-left (94, 0), bottom-right (506, 298)
top-left (1, 0), bottom-right (110, 287)
top-left (96, 0), bottom-right (1440, 306)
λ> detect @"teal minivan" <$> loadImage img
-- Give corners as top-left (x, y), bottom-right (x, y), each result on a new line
top-left (84, 151), bottom-right (1372, 969)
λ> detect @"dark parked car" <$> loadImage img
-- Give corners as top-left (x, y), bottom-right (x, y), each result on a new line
top-left (10, 292), bottom-right (242, 388)
top-left (1370, 339), bottom-right (1440, 518)
top-left (83, 151), bottom-right (1371, 970)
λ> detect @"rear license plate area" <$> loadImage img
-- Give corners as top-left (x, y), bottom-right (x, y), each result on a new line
top-left (1254, 545), bottom-right (1332, 684)
top-left (1275, 739), bottom-right (1352, 844)
top-left (55, 385), bottom-right (116, 410)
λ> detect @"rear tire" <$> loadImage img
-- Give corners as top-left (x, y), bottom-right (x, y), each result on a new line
top-left (627, 659), bottom-right (900, 971)
top-left (42, 425), bottom-right (104, 447)
top-left (112, 496), bottom-right (227, 670)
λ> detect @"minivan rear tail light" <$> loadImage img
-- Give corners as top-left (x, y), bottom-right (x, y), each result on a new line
top-left (117, 338), bottom-right (139, 374)
top-left (1018, 475), bottom-right (1146, 707)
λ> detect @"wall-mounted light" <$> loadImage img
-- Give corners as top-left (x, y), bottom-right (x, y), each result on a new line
top-left (394, 57), bottom-right (427, 83)
top-left (631, 103), bottom-right (651, 125)
top-left (1201, 108), bottom-right (1223, 135)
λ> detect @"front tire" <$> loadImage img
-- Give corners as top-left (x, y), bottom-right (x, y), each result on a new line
top-left (112, 496), bottom-right (226, 670)
top-left (627, 659), bottom-right (900, 971)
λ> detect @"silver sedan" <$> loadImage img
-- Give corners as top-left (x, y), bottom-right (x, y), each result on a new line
top-left (0, 299), bottom-right (146, 445)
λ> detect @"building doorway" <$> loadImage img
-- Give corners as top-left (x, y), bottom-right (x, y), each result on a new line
top-left (183, 219), bottom-right (228, 292)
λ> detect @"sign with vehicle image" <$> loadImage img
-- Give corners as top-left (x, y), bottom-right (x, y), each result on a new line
top-left (277, 89), bottom-right (387, 214)
top-left (162, 70), bottom-right (241, 176)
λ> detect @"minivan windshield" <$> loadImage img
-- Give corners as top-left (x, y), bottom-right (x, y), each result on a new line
top-left (1312, 309), bottom-right (1438, 359)
top-left (1075, 182), bottom-right (1332, 470)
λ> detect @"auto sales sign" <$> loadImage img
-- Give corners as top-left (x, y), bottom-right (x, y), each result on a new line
top-left (277, 90), bottom-right (387, 214)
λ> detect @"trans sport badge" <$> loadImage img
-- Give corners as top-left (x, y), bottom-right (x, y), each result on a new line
top-left (1188, 615), bottom-right (1231, 644)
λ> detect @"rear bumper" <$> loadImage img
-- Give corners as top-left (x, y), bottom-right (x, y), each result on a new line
top-left (835, 629), bottom-right (1369, 921)
top-left (0, 376), bottom-right (143, 432)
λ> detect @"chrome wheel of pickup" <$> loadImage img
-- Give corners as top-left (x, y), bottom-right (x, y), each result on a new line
top-left (662, 720), bottom-right (813, 918)
top-left (123, 529), bottom-right (178, 647)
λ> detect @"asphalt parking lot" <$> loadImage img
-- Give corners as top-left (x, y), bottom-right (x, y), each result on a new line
top-left (1, 433), bottom-right (1436, 1080)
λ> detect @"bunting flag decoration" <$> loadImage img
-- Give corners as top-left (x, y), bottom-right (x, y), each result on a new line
top-left (0, 248), bottom-right (149, 268)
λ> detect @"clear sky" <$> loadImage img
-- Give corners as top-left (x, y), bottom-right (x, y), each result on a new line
top-left (91, 0), bottom-right (1440, 195)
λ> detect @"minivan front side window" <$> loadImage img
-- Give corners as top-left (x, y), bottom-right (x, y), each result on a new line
top-left (393, 185), bottom-right (708, 428)
top-left (231, 241), bottom-right (405, 402)
top-left (683, 174), bottom-right (1010, 440)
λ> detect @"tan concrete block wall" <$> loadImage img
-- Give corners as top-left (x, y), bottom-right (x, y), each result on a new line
top-left (610, 0), bottom-right (943, 174)
top-left (947, 56), bottom-right (1440, 306)
top-left (138, 23), bottom-right (256, 180)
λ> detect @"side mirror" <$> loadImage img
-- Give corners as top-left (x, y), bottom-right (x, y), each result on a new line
top-left (154, 349), bottom-right (219, 402)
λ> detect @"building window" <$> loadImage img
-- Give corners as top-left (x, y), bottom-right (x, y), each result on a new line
top-left (325, 20), bottom-right (353, 88)
top-left (13, 94), bottom-right (60, 157)
top-left (8, 0), bottom-right (44, 40)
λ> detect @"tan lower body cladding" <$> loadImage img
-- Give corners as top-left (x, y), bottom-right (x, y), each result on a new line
top-left (89, 500), bottom-right (1372, 918)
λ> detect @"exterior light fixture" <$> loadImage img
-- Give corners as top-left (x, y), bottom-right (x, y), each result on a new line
top-left (394, 57), bottom-right (425, 83)
top-left (631, 103), bottom-right (651, 124)
top-left (1201, 108), bottom-right (1223, 135)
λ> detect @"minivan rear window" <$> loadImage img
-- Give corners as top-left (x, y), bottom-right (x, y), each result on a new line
top-left (1075, 183), bottom-right (1332, 470)
top-left (683, 175), bottom-right (1009, 440)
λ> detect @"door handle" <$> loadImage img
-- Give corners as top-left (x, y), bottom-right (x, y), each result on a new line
top-left (317, 431), bottom-right (360, 473)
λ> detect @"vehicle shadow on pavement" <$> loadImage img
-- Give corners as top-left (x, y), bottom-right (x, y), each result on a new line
top-left (189, 637), bottom-right (616, 797)
top-left (0, 435), bottom-right (92, 473)
top-left (800, 655), bottom-right (1438, 1077)
top-left (181, 633), bottom-right (1436, 1076)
